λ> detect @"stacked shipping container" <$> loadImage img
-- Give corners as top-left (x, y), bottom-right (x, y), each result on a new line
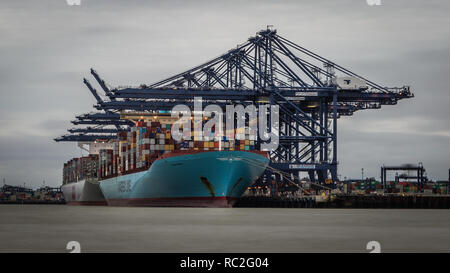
top-left (62, 154), bottom-right (99, 184)
top-left (64, 120), bottom-right (260, 181)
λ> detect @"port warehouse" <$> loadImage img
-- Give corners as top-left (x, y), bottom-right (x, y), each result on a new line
top-left (52, 28), bottom-right (450, 205)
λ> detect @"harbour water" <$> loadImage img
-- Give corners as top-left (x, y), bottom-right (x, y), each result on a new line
top-left (0, 205), bottom-right (449, 253)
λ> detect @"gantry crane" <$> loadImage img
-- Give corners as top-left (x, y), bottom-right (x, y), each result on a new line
top-left (55, 28), bottom-right (413, 184)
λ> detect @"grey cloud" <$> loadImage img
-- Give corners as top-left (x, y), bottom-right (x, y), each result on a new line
top-left (0, 134), bottom-right (81, 187)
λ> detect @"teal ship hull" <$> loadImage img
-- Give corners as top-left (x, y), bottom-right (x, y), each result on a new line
top-left (99, 151), bottom-right (269, 207)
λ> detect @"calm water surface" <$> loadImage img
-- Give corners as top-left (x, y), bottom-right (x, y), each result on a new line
top-left (0, 205), bottom-right (449, 252)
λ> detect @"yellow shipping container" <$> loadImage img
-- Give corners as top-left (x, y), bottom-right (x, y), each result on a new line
top-left (245, 140), bottom-right (250, 145)
top-left (193, 131), bottom-right (201, 138)
top-left (236, 127), bottom-right (245, 134)
top-left (164, 144), bottom-right (170, 150)
top-left (225, 129), bottom-right (234, 137)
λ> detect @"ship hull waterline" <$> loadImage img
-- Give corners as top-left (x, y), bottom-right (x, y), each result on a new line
top-left (99, 151), bottom-right (269, 208)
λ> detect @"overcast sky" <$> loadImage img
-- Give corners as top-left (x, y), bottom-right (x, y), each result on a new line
top-left (0, 0), bottom-right (449, 188)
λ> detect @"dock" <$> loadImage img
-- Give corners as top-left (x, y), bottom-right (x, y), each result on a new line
top-left (235, 194), bottom-right (450, 209)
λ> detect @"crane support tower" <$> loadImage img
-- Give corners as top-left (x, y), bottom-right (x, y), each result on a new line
top-left (55, 28), bottom-right (413, 184)
top-left (381, 164), bottom-right (427, 192)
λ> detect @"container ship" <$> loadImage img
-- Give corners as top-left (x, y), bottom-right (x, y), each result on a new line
top-left (61, 151), bottom-right (107, 205)
top-left (61, 179), bottom-right (106, 205)
top-left (100, 150), bottom-right (269, 207)
top-left (61, 115), bottom-right (269, 207)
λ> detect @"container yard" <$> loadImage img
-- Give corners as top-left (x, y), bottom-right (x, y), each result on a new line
top-left (0, 184), bottom-right (64, 204)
